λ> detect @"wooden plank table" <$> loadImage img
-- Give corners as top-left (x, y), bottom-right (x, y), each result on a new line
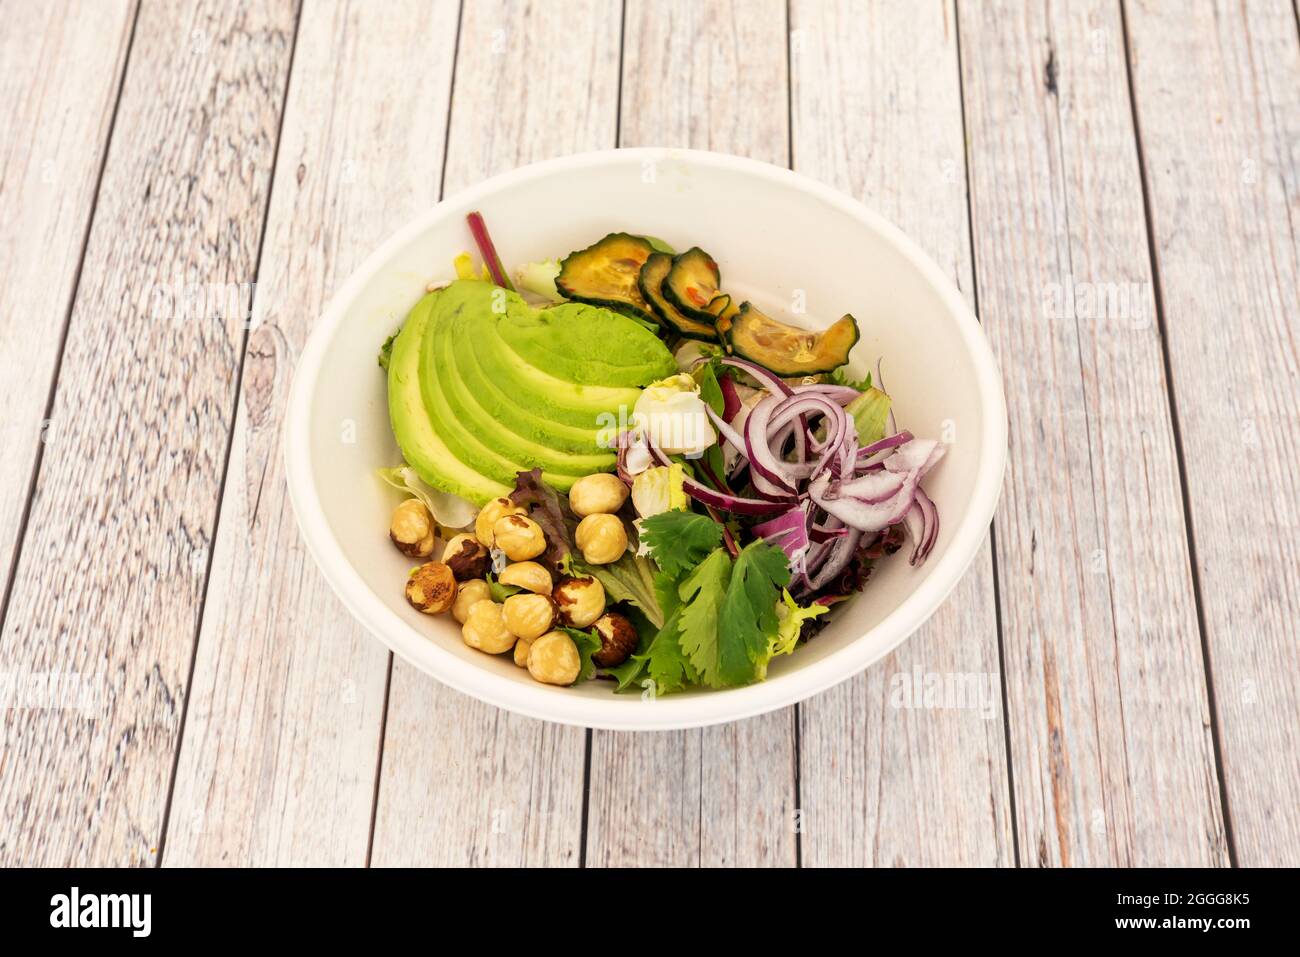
top-left (1, 0), bottom-right (1295, 867)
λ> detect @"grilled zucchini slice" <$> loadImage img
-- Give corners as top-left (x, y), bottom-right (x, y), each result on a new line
top-left (662, 247), bottom-right (725, 322)
top-left (638, 252), bottom-right (718, 340)
top-left (556, 232), bottom-right (656, 321)
top-left (727, 303), bottom-right (860, 376)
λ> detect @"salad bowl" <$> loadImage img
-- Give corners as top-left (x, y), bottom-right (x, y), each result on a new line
top-left (285, 148), bottom-right (1006, 730)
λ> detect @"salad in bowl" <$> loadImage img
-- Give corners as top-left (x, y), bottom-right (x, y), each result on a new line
top-left (378, 214), bottom-right (946, 696)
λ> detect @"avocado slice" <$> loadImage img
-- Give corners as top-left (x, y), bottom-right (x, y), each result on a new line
top-left (425, 299), bottom-right (615, 481)
top-left (387, 294), bottom-right (510, 505)
top-left (419, 304), bottom-right (590, 493)
top-left (499, 299), bottom-right (677, 388)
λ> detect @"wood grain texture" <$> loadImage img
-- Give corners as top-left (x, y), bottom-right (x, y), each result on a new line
top-left (368, 0), bottom-right (624, 867)
top-left (162, 0), bottom-right (459, 867)
top-left (959, 0), bottom-right (1227, 865)
top-left (789, 0), bottom-right (1013, 867)
top-left (1124, 0), bottom-right (1300, 866)
top-left (582, 0), bottom-right (798, 869)
top-left (0, 0), bottom-right (297, 866)
top-left (0, 0), bottom-right (135, 616)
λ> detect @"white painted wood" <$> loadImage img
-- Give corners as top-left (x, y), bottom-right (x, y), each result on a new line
top-left (958, 0), bottom-right (1227, 865)
top-left (163, 0), bottom-right (460, 866)
top-left (0, 0), bottom-right (297, 866)
top-left (789, 0), bottom-right (1013, 868)
top-left (369, 0), bottom-right (624, 867)
top-left (1124, 0), bottom-right (1300, 866)
top-left (0, 0), bottom-right (135, 614)
top-left (583, 0), bottom-right (799, 868)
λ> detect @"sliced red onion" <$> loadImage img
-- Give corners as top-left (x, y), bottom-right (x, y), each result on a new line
top-left (884, 438), bottom-right (946, 478)
top-left (681, 475), bottom-right (791, 515)
top-left (837, 469), bottom-right (908, 504)
top-left (616, 429), bottom-right (651, 483)
top-left (719, 357), bottom-right (794, 397)
top-left (905, 487), bottom-right (940, 565)
top-left (805, 527), bottom-right (863, 590)
top-left (793, 383), bottom-right (860, 405)
top-left (753, 504), bottom-right (811, 571)
top-left (706, 405), bottom-right (746, 456)
top-left (744, 395), bottom-right (800, 495)
top-left (808, 470), bottom-right (918, 532)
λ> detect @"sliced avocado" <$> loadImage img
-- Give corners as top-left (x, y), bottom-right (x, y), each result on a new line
top-left (475, 320), bottom-right (643, 430)
top-left (387, 294), bottom-right (510, 505)
top-left (500, 300), bottom-right (677, 387)
top-left (419, 301), bottom-right (588, 492)
top-left (429, 299), bottom-right (616, 476)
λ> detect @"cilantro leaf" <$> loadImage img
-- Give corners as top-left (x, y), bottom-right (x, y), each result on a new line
top-left (708, 541), bottom-right (792, 685)
top-left (675, 548), bottom-right (733, 687)
top-left (640, 511), bottom-right (723, 578)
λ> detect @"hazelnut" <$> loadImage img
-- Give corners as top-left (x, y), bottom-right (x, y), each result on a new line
top-left (452, 579), bottom-right (492, 623)
top-left (552, 575), bottom-right (606, 628)
top-left (527, 631), bottom-right (581, 686)
top-left (513, 637), bottom-right (533, 668)
top-left (390, 498), bottom-right (435, 558)
top-left (475, 496), bottom-right (524, 547)
top-left (568, 473), bottom-right (630, 517)
top-left (442, 532), bottom-right (490, 580)
top-left (462, 599), bottom-right (514, 654)
top-left (497, 560), bottom-right (552, 594)
top-left (405, 561), bottom-right (456, 614)
top-left (493, 514), bottom-right (547, 561)
top-left (502, 592), bottom-right (556, 641)
top-left (592, 612), bottom-right (638, 667)
top-left (574, 513), bottom-right (628, 565)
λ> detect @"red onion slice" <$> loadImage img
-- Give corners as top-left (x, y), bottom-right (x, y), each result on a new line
top-left (719, 357), bottom-right (794, 397)
top-left (808, 470), bottom-right (919, 532)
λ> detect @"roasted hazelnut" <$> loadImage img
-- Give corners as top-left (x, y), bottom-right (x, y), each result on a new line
top-left (405, 561), bottom-right (456, 614)
top-left (574, 513), bottom-right (628, 565)
top-left (568, 473), bottom-right (630, 517)
top-left (502, 592), bottom-right (556, 641)
top-left (390, 498), bottom-right (435, 558)
top-left (474, 496), bottom-right (524, 548)
top-left (497, 560), bottom-right (552, 594)
top-left (552, 575), bottom-right (606, 628)
top-left (462, 599), bottom-right (514, 654)
top-left (527, 631), bottom-right (581, 686)
top-left (452, 578), bottom-right (491, 623)
top-left (493, 514), bottom-right (547, 561)
top-left (592, 612), bottom-right (638, 667)
top-left (513, 637), bottom-right (533, 668)
top-left (442, 532), bottom-right (491, 580)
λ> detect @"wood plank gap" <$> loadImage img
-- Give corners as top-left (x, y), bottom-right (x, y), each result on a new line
top-left (154, 0), bottom-right (306, 866)
top-left (951, 0), bottom-right (1021, 869)
top-left (1115, 0), bottom-right (1237, 867)
top-left (0, 0), bottom-right (142, 639)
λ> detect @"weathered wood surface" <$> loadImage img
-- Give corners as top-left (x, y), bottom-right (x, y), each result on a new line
top-left (0, 0), bottom-right (297, 866)
top-left (789, 0), bottom-right (1014, 868)
top-left (369, 0), bottom-right (624, 868)
top-left (2, 0), bottom-right (1297, 867)
top-left (163, 0), bottom-right (459, 867)
top-left (1123, 0), bottom-right (1300, 866)
top-left (0, 0), bottom-right (136, 639)
top-left (958, 0), bottom-right (1227, 865)
top-left (583, 0), bottom-right (799, 869)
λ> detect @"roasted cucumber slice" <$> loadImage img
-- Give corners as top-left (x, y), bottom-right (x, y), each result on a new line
top-left (556, 232), bottom-right (656, 321)
top-left (638, 252), bottom-right (718, 340)
top-left (727, 303), bottom-right (861, 376)
top-left (705, 294), bottom-right (740, 335)
top-left (662, 247), bottom-right (725, 323)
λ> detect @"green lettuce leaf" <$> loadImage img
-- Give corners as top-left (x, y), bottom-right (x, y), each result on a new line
top-left (571, 552), bottom-right (663, 628)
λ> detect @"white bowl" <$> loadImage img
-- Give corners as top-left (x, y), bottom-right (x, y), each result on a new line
top-left (285, 148), bottom-right (1006, 731)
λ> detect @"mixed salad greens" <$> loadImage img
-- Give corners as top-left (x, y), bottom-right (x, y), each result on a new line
top-left (379, 213), bottom-right (944, 695)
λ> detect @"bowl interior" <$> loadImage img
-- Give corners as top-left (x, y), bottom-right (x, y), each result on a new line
top-left (289, 149), bottom-right (1002, 729)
